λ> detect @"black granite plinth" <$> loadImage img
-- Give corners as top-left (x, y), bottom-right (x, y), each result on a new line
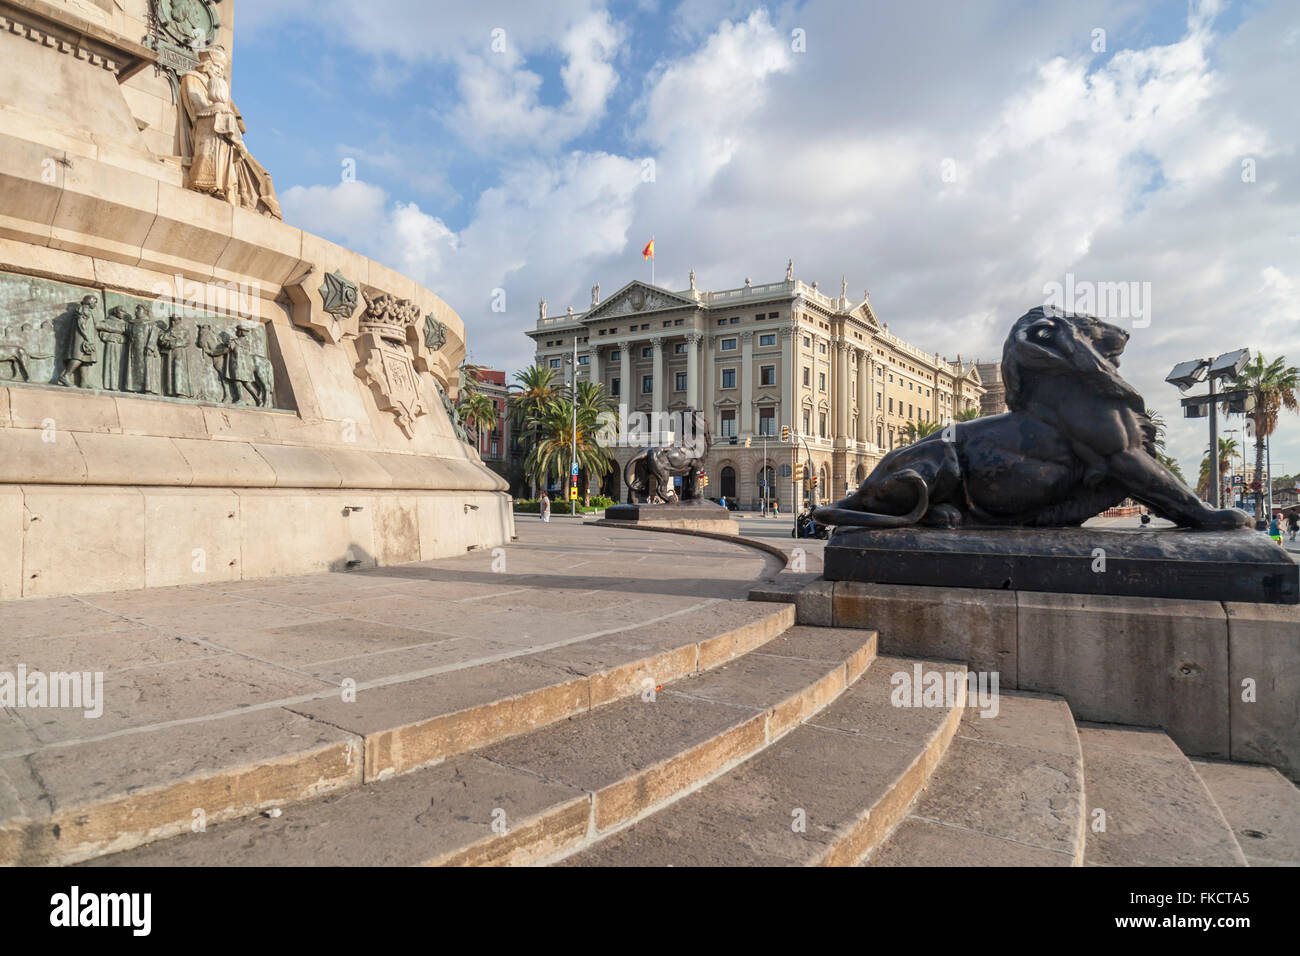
top-left (823, 527), bottom-right (1298, 604)
top-left (605, 500), bottom-right (730, 522)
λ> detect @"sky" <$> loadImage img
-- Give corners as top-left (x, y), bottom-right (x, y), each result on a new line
top-left (231, 0), bottom-right (1299, 481)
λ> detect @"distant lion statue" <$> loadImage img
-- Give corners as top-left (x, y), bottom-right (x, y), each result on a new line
top-left (814, 306), bottom-right (1252, 530)
top-left (624, 407), bottom-right (712, 504)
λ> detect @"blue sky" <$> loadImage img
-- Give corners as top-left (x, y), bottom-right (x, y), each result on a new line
top-left (231, 0), bottom-right (1298, 480)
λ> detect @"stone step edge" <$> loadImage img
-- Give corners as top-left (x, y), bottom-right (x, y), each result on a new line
top-left (816, 663), bottom-right (968, 867)
top-left (1, 602), bottom-right (797, 867)
top-left (583, 519), bottom-right (793, 571)
top-left (434, 631), bottom-right (880, 867)
top-left (859, 692), bottom-right (1087, 867)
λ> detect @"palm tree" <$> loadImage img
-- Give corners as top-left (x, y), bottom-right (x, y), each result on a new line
top-left (1195, 437), bottom-right (1238, 500)
top-left (1146, 410), bottom-right (1185, 483)
top-left (571, 380), bottom-right (618, 502)
top-left (457, 362), bottom-right (486, 397)
top-left (509, 364), bottom-right (560, 496)
top-left (524, 398), bottom-right (616, 509)
top-left (901, 419), bottom-right (943, 444)
top-left (1238, 354), bottom-right (1300, 520)
top-left (458, 391), bottom-right (497, 445)
top-left (955, 407), bottom-right (981, 422)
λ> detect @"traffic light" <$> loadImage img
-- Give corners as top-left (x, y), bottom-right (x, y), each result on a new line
top-left (808, 475), bottom-right (818, 489)
top-left (700, 474), bottom-right (709, 488)
top-left (794, 463), bottom-right (804, 482)
top-left (781, 426), bottom-right (790, 442)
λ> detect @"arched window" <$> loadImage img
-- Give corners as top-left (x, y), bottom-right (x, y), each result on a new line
top-left (721, 466), bottom-right (736, 499)
top-left (757, 465), bottom-right (775, 494)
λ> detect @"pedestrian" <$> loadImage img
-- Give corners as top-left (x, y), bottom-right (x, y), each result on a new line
top-left (1288, 512), bottom-right (1299, 542)
top-left (1268, 513), bottom-right (1281, 545)
top-left (720, 495), bottom-right (726, 510)
top-left (540, 493), bottom-right (550, 523)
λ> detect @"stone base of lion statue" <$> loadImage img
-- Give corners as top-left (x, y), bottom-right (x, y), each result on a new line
top-left (823, 526), bottom-right (1297, 605)
top-left (599, 500), bottom-right (740, 536)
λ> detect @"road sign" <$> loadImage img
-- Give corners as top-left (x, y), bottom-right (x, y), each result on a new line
top-left (571, 463), bottom-right (579, 476)
top-left (569, 487), bottom-right (578, 500)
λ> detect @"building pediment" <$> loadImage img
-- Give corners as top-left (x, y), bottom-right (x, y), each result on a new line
top-left (586, 281), bottom-right (697, 322)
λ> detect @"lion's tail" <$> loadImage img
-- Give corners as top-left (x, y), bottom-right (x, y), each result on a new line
top-left (812, 471), bottom-right (930, 528)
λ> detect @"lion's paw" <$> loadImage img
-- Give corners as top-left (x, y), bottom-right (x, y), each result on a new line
top-left (1197, 507), bottom-right (1254, 531)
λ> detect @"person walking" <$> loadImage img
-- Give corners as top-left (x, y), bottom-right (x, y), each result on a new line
top-left (1268, 513), bottom-right (1281, 545)
top-left (1287, 511), bottom-right (1298, 542)
top-left (540, 493), bottom-right (550, 523)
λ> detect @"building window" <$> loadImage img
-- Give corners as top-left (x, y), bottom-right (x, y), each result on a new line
top-left (717, 318), bottom-right (727, 326)
top-left (598, 329), bottom-right (605, 336)
top-left (908, 404), bottom-right (913, 418)
top-left (803, 367), bottom-right (810, 386)
top-left (490, 440), bottom-right (499, 457)
top-left (549, 358), bottom-right (562, 368)
top-left (641, 346), bottom-right (653, 358)
top-left (759, 333), bottom-right (776, 347)
top-left (578, 355), bottom-right (589, 365)
top-left (803, 410), bottom-right (811, 433)
top-left (819, 372), bottom-right (826, 392)
top-left (760, 365), bottom-right (776, 386)
top-left (768, 313), bottom-right (779, 319)
top-left (876, 392), bottom-right (882, 408)
top-left (612, 377), bottom-right (621, 396)
top-left (730, 317), bottom-right (740, 324)
top-left (611, 350), bottom-right (621, 360)
top-left (819, 343), bottom-right (827, 354)
top-left (720, 409), bottom-right (736, 437)
top-left (675, 372), bottom-right (687, 391)
top-left (889, 398), bottom-right (894, 413)
top-left (722, 368), bottom-right (736, 389)
top-left (721, 338), bottom-right (738, 351)
top-left (642, 375), bottom-right (653, 393)
top-left (819, 412), bottom-right (827, 438)
top-left (877, 426), bottom-right (883, 446)
top-left (721, 466), bottom-right (736, 499)
top-left (803, 336), bottom-right (811, 347)
top-left (674, 319), bottom-right (683, 326)
top-left (759, 407), bottom-right (775, 436)
top-left (674, 342), bottom-right (688, 354)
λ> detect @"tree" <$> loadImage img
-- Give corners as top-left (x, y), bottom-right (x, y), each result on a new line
top-left (1145, 410), bottom-right (1186, 484)
top-left (508, 364), bottom-right (561, 496)
top-left (1237, 354), bottom-right (1299, 520)
top-left (523, 397), bottom-right (616, 505)
top-left (901, 419), bottom-right (943, 444)
top-left (955, 407), bottom-right (981, 422)
top-left (458, 391), bottom-right (497, 444)
top-left (1195, 437), bottom-right (1238, 500)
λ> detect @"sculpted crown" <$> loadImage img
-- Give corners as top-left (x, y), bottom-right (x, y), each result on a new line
top-left (361, 292), bottom-right (420, 343)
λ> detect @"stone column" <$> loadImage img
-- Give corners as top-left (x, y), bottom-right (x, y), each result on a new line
top-left (835, 340), bottom-right (849, 442)
top-left (590, 345), bottom-right (601, 387)
top-left (686, 332), bottom-right (701, 408)
top-left (651, 337), bottom-right (665, 418)
top-left (857, 348), bottom-right (870, 447)
top-left (620, 342), bottom-right (632, 413)
top-left (781, 323), bottom-right (795, 433)
top-left (740, 330), bottom-right (754, 435)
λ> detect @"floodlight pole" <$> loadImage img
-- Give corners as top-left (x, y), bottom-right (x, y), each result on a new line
top-left (1208, 374), bottom-right (1219, 508)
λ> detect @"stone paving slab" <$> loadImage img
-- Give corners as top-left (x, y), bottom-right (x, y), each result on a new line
top-left (0, 520), bottom-right (786, 863)
top-left (1078, 722), bottom-right (1246, 866)
top-left (1191, 758), bottom-right (1300, 866)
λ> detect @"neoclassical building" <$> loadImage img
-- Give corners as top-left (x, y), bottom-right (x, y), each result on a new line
top-left (526, 269), bottom-right (984, 510)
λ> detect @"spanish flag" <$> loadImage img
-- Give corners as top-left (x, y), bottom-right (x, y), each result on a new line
top-left (642, 237), bottom-right (655, 260)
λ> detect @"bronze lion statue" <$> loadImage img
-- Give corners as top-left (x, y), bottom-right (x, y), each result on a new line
top-left (813, 306), bottom-right (1252, 530)
top-left (625, 407), bottom-right (712, 504)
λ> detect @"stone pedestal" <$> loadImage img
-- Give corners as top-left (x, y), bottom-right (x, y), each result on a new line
top-left (824, 526), bottom-right (1298, 604)
top-left (600, 500), bottom-right (740, 535)
top-left (0, 0), bottom-right (512, 598)
top-left (776, 577), bottom-right (1300, 780)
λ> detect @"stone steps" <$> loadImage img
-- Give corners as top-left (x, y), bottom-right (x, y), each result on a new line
top-left (863, 691), bottom-right (1085, 866)
top-left (561, 655), bottom-right (964, 866)
top-left (2, 600), bottom-right (795, 866)
top-left (1190, 758), bottom-right (1300, 866)
top-left (81, 625), bottom-right (877, 866)
top-left (1077, 722), bottom-right (1247, 866)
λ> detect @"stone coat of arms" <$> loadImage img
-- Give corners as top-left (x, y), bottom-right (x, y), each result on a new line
top-left (354, 292), bottom-right (428, 438)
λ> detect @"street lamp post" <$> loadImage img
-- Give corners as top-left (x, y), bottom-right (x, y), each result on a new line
top-left (1166, 348), bottom-right (1252, 510)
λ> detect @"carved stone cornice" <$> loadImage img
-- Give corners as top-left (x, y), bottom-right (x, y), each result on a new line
top-left (740, 330), bottom-right (754, 343)
top-left (0, 1), bottom-right (158, 79)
